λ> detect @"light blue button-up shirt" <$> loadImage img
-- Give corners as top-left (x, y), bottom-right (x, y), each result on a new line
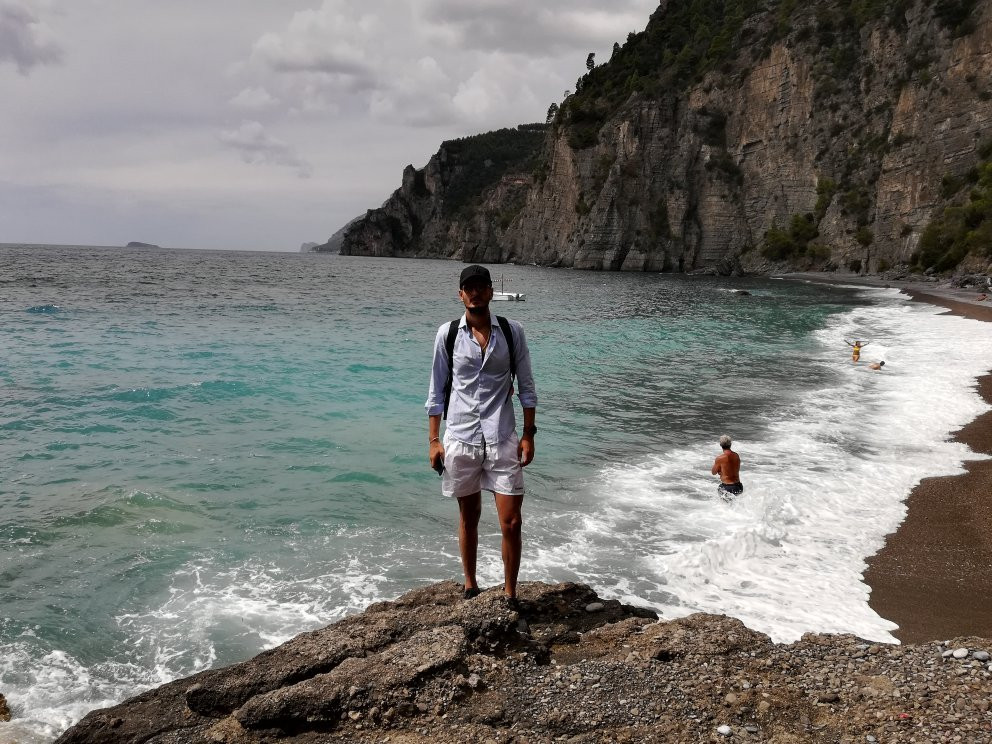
top-left (426, 314), bottom-right (537, 446)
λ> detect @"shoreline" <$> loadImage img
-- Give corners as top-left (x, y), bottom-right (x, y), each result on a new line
top-left (784, 272), bottom-right (992, 643)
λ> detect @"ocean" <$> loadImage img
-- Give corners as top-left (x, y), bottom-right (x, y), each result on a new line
top-left (2, 244), bottom-right (991, 742)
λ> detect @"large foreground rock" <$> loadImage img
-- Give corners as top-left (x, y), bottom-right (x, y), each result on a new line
top-left (56, 581), bottom-right (992, 743)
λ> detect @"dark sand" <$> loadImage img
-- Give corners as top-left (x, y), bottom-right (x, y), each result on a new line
top-left (863, 290), bottom-right (992, 643)
top-left (783, 274), bottom-right (992, 642)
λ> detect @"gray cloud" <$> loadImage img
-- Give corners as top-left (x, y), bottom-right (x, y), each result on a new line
top-left (229, 86), bottom-right (280, 110)
top-left (250, 2), bottom-right (378, 91)
top-left (239, 0), bottom-right (656, 130)
top-left (421, 0), bottom-right (652, 56)
top-left (3, 2), bottom-right (661, 250)
top-left (219, 120), bottom-right (313, 179)
top-left (0, 0), bottom-right (63, 74)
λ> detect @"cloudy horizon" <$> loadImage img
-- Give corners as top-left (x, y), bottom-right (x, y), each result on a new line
top-left (2, 0), bottom-right (658, 251)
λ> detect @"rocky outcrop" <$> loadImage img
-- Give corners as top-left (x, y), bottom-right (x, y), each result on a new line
top-left (0, 692), bottom-right (10, 722)
top-left (342, 0), bottom-right (992, 274)
top-left (339, 127), bottom-right (545, 261)
top-left (125, 242), bottom-right (160, 249)
top-left (56, 581), bottom-right (992, 743)
top-left (313, 214), bottom-right (364, 253)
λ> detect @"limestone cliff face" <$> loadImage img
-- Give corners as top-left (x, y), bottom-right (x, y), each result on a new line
top-left (342, 0), bottom-right (992, 273)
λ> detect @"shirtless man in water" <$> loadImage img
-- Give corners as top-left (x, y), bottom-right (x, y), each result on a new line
top-left (711, 435), bottom-right (742, 500)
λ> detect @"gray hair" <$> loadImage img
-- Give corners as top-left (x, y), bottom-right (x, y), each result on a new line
top-left (719, 435), bottom-right (732, 449)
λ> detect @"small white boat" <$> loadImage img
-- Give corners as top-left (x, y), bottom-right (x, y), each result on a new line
top-left (492, 274), bottom-right (525, 301)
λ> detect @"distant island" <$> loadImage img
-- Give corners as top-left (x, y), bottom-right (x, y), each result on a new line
top-left (126, 241), bottom-right (160, 249)
top-left (299, 242), bottom-right (319, 252)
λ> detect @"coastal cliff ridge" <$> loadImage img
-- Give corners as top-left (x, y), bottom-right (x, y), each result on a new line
top-left (340, 0), bottom-right (992, 278)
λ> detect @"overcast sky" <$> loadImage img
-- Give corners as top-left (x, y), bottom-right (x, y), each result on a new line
top-left (1, 0), bottom-right (658, 251)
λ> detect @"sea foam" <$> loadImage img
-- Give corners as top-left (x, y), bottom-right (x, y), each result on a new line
top-left (528, 288), bottom-right (992, 643)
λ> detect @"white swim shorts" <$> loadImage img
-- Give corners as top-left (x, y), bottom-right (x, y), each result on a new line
top-left (441, 430), bottom-right (525, 499)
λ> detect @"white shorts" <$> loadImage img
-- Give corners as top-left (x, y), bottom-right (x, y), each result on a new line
top-left (441, 431), bottom-right (525, 499)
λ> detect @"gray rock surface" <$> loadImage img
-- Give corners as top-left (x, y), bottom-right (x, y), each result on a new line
top-left (54, 581), bottom-right (992, 743)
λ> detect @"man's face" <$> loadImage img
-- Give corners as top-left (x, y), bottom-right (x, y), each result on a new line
top-left (459, 280), bottom-right (493, 313)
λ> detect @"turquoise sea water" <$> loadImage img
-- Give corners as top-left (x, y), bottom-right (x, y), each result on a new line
top-left (3, 244), bottom-right (992, 741)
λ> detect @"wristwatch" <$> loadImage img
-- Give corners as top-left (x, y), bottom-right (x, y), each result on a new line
top-left (523, 425), bottom-right (537, 436)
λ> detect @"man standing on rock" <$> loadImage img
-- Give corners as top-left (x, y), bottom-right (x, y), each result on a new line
top-left (426, 265), bottom-right (537, 603)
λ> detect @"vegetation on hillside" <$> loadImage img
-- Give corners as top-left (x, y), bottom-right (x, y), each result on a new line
top-left (556, 0), bottom-right (975, 151)
top-left (761, 213), bottom-right (819, 261)
top-left (556, 0), bottom-right (930, 150)
top-left (440, 124), bottom-right (547, 217)
top-left (915, 140), bottom-right (992, 271)
top-left (559, 0), bottom-right (761, 149)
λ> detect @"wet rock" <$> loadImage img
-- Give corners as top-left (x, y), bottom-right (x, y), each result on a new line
top-left (235, 625), bottom-right (468, 730)
top-left (0, 692), bottom-right (10, 722)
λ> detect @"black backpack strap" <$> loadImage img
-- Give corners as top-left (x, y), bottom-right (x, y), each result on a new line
top-left (496, 315), bottom-right (516, 380)
top-left (442, 319), bottom-right (459, 420)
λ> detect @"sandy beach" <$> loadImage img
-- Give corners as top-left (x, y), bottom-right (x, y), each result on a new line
top-left (786, 272), bottom-right (992, 643)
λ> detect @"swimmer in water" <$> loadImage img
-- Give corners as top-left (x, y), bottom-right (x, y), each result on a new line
top-left (845, 339), bottom-right (869, 362)
top-left (711, 435), bottom-right (743, 501)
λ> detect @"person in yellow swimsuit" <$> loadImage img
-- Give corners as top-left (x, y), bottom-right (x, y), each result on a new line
top-left (845, 339), bottom-right (869, 362)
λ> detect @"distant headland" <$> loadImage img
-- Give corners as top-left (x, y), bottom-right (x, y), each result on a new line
top-left (125, 241), bottom-right (160, 249)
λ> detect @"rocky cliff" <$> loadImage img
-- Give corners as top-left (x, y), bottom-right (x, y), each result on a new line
top-left (54, 581), bottom-right (992, 743)
top-left (312, 214), bottom-right (364, 253)
top-left (342, 0), bottom-right (992, 275)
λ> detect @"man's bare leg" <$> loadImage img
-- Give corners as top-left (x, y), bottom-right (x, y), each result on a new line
top-left (494, 492), bottom-right (523, 598)
top-left (457, 493), bottom-right (482, 591)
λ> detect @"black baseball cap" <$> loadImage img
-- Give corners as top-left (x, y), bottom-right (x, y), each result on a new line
top-left (459, 265), bottom-right (492, 288)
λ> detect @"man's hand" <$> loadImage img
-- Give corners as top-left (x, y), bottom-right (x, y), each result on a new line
top-left (429, 439), bottom-right (445, 471)
top-left (518, 434), bottom-right (535, 467)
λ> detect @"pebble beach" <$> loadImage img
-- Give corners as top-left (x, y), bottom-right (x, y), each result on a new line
top-left (864, 289), bottom-right (992, 644)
